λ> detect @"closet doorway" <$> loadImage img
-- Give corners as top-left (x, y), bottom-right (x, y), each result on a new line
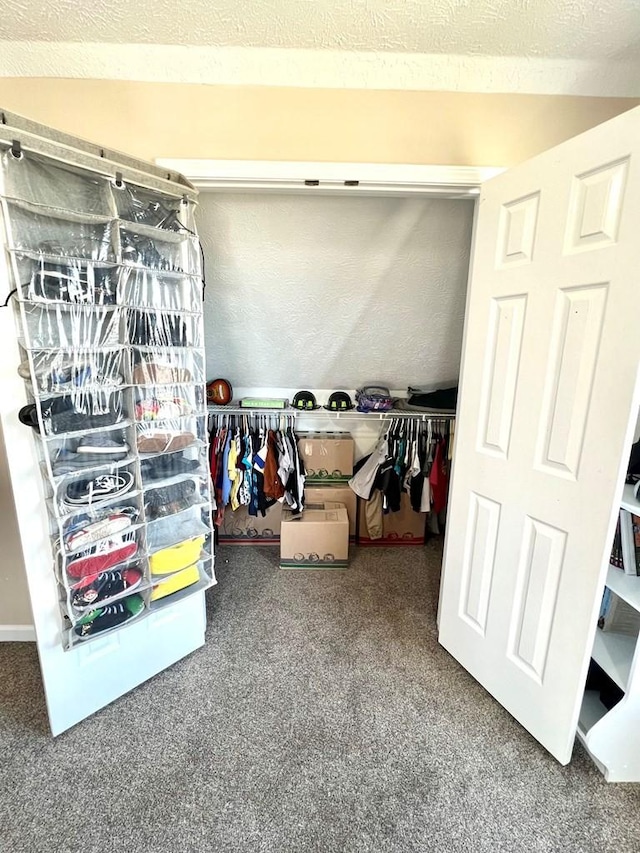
top-left (158, 160), bottom-right (496, 460)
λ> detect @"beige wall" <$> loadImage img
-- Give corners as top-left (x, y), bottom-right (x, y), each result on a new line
top-left (0, 423), bottom-right (32, 628)
top-left (0, 78), bottom-right (637, 166)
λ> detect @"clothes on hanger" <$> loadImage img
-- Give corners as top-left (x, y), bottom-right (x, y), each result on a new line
top-left (349, 416), bottom-right (454, 540)
top-left (208, 414), bottom-right (306, 527)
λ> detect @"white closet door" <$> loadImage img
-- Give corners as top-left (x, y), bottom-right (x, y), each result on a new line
top-left (0, 307), bottom-right (208, 737)
top-left (438, 106), bottom-right (640, 763)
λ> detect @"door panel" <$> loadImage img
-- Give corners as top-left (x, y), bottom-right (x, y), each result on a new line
top-left (439, 106), bottom-right (640, 763)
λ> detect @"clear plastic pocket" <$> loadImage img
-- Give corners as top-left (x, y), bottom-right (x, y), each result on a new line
top-left (33, 388), bottom-right (127, 437)
top-left (2, 150), bottom-right (113, 217)
top-left (135, 413), bottom-right (207, 454)
top-left (131, 348), bottom-right (205, 385)
top-left (134, 384), bottom-right (204, 423)
top-left (144, 473), bottom-right (210, 522)
top-left (120, 225), bottom-right (200, 275)
top-left (6, 203), bottom-right (115, 261)
top-left (20, 301), bottom-right (121, 349)
top-left (16, 255), bottom-right (118, 305)
top-left (54, 462), bottom-right (138, 517)
top-left (45, 424), bottom-right (135, 479)
top-left (126, 308), bottom-right (201, 348)
top-left (59, 495), bottom-right (142, 554)
top-left (113, 183), bottom-right (195, 232)
top-left (117, 266), bottom-right (203, 312)
top-left (146, 505), bottom-right (211, 553)
top-left (19, 347), bottom-right (127, 396)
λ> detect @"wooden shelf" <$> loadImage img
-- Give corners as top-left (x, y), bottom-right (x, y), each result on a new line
top-left (592, 628), bottom-right (636, 691)
top-left (605, 564), bottom-right (640, 612)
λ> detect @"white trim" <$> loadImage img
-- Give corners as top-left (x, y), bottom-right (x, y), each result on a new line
top-left (156, 160), bottom-right (503, 196)
top-left (0, 624), bottom-right (36, 642)
top-left (1, 43), bottom-right (639, 98)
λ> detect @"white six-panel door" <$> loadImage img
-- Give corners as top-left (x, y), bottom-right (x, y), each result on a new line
top-left (439, 106), bottom-right (640, 763)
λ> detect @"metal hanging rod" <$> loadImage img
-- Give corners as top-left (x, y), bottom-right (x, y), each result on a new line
top-left (207, 405), bottom-right (455, 420)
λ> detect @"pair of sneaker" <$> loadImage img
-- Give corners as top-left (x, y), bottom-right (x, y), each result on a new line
top-left (63, 470), bottom-right (134, 508)
top-left (53, 432), bottom-right (130, 475)
top-left (64, 508), bottom-right (135, 552)
top-left (66, 533), bottom-right (138, 579)
top-left (73, 593), bottom-right (145, 640)
top-left (140, 453), bottom-right (200, 482)
top-left (71, 566), bottom-right (143, 610)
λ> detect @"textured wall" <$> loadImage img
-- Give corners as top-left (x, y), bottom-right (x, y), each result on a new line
top-left (198, 193), bottom-right (474, 391)
top-left (1, 0), bottom-right (638, 58)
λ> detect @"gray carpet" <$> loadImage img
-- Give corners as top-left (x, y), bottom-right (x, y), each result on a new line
top-left (2, 543), bottom-right (640, 853)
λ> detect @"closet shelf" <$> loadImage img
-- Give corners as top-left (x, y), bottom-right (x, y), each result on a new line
top-left (206, 404), bottom-right (456, 420)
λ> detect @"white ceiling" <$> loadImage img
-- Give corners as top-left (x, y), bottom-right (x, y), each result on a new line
top-left (0, 0), bottom-right (639, 96)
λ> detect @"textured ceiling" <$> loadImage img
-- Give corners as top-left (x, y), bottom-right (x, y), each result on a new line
top-left (1, 0), bottom-right (639, 60)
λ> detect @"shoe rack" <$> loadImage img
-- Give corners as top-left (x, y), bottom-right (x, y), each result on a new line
top-left (1, 146), bottom-right (215, 648)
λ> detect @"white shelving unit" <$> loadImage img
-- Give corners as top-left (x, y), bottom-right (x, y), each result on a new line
top-left (577, 486), bottom-right (640, 782)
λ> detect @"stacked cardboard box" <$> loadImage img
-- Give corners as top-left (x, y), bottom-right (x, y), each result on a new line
top-left (281, 502), bottom-right (349, 569)
top-left (298, 433), bottom-right (354, 484)
top-left (357, 493), bottom-right (426, 546)
top-left (218, 503), bottom-right (283, 544)
top-left (305, 485), bottom-right (357, 541)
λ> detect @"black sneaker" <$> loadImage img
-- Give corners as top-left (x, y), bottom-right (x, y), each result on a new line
top-left (73, 593), bottom-right (145, 639)
top-left (140, 454), bottom-right (200, 481)
top-left (71, 567), bottom-right (143, 610)
top-left (63, 471), bottom-right (134, 507)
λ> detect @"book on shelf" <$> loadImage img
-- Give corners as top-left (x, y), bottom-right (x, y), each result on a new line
top-left (610, 514), bottom-right (624, 570)
top-left (598, 587), bottom-right (640, 635)
top-left (619, 509), bottom-right (640, 576)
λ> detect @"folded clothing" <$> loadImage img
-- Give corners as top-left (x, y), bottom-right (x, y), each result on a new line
top-left (405, 385), bottom-right (458, 411)
top-left (132, 362), bottom-right (193, 385)
top-left (150, 564), bottom-right (200, 601)
top-left (144, 479), bottom-right (199, 520)
top-left (149, 536), bottom-right (205, 575)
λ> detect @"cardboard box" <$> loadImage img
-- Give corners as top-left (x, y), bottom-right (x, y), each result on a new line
top-left (358, 492), bottom-right (426, 546)
top-left (281, 501), bottom-right (349, 569)
top-left (218, 502), bottom-right (282, 544)
top-left (298, 432), bottom-right (354, 483)
top-left (305, 484), bottom-right (357, 540)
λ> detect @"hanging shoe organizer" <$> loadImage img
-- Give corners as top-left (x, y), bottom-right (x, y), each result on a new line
top-left (1, 145), bottom-right (215, 649)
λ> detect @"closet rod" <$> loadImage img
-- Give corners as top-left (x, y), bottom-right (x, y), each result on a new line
top-left (207, 405), bottom-right (455, 421)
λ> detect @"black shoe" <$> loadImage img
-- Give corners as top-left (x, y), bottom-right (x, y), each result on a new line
top-left (140, 454), bottom-right (200, 481)
top-left (73, 594), bottom-right (145, 639)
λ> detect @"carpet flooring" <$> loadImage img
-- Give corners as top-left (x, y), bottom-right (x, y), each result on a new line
top-left (1, 543), bottom-right (640, 853)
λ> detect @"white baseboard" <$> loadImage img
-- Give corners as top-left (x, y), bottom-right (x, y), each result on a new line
top-left (0, 624), bottom-right (36, 642)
